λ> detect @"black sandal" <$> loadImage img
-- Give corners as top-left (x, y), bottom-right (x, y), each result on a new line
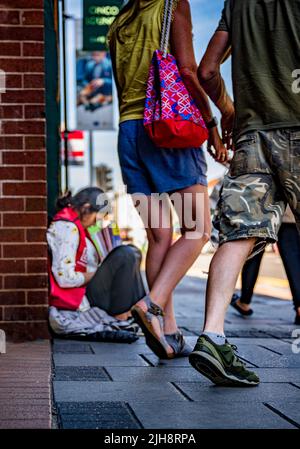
top-left (131, 296), bottom-right (174, 359)
top-left (230, 294), bottom-right (253, 317)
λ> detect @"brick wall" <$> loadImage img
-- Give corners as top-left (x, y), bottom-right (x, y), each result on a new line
top-left (0, 0), bottom-right (49, 341)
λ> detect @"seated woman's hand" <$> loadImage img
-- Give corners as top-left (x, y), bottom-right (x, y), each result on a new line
top-left (83, 271), bottom-right (97, 285)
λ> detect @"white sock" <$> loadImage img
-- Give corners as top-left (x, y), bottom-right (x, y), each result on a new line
top-left (202, 331), bottom-right (226, 346)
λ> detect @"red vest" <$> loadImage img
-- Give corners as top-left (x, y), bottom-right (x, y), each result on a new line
top-left (48, 207), bottom-right (88, 311)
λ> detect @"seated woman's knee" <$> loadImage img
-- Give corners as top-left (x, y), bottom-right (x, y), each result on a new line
top-left (115, 244), bottom-right (142, 265)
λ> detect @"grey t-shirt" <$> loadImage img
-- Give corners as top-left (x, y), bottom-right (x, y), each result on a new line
top-left (217, 0), bottom-right (300, 139)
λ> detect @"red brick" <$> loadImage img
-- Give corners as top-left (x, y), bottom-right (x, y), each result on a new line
top-left (4, 74), bottom-right (23, 89)
top-left (0, 0), bottom-right (43, 8)
top-left (24, 105), bottom-right (45, 119)
top-left (27, 259), bottom-right (47, 274)
top-left (27, 290), bottom-right (48, 305)
top-left (4, 306), bottom-right (48, 322)
top-left (4, 275), bottom-right (48, 290)
top-left (3, 244), bottom-right (47, 259)
top-left (22, 11), bottom-right (44, 26)
top-left (0, 105), bottom-right (23, 119)
top-left (0, 228), bottom-right (25, 242)
top-left (0, 166), bottom-right (23, 180)
top-left (2, 120), bottom-right (45, 135)
top-left (0, 291), bottom-right (25, 306)
top-left (0, 322), bottom-right (50, 342)
top-left (0, 42), bottom-right (21, 56)
top-left (3, 182), bottom-right (46, 196)
top-left (25, 166), bottom-right (46, 180)
top-left (26, 228), bottom-right (47, 242)
top-left (24, 136), bottom-right (45, 149)
top-left (0, 11), bottom-right (20, 25)
top-left (0, 58), bottom-right (44, 73)
top-left (24, 74), bottom-right (45, 89)
top-left (0, 27), bottom-right (44, 42)
top-left (3, 151), bottom-right (46, 165)
top-left (2, 90), bottom-right (45, 105)
top-left (26, 197), bottom-right (47, 212)
top-left (3, 213), bottom-right (47, 228)
top-left (23, 42), bottom-right (44, 57)
top-left (0, 259), bottom-right (25, 274)
top-left (0, 136), bottom-right (23, 150)
top-left (0, 198), bottom-right (24, 212)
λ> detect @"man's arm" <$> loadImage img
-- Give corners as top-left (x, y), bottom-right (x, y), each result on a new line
top-left (171, 0), bottom-right (228, 162)
top-left (198, 31), bottom-right (233, 116)
top-left (198, 31), bottom-right (235, 149)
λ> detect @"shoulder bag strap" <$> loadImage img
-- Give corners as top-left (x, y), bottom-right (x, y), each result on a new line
top-left (160, 0), bottom-right (174, 58)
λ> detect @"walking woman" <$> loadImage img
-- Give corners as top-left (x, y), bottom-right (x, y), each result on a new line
top-left (109, 0), bottom-right (227, 358)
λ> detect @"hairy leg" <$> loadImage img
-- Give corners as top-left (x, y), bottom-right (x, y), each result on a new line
top-left (204, 239), bottom-right (256, 335)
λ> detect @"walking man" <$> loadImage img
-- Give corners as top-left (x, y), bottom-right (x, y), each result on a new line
top-left (189, 0), bottom-right (300, 386)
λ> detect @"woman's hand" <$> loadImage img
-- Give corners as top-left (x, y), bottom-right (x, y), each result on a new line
top-left (83, 271), bottom-right (96, 285)
top-left (207, 127), bottom-right (229, 163)
top-left (221, 107), bottom-right (235, 150)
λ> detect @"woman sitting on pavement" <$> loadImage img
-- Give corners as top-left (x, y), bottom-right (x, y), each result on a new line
top-left (47, 187), bottom-right (146, 339)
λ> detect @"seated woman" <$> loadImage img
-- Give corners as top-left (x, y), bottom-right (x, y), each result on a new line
top-left (47, 187), bottom-right (146, 336)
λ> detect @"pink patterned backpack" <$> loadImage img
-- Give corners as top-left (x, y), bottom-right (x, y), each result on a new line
top-left (143, 0), bottom-right (208, 149)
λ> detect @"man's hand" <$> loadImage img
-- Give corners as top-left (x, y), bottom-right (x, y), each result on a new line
top-left (207, 127), bottom-right (229, 163)
top-left (221, 107), bottom-right (235, 150)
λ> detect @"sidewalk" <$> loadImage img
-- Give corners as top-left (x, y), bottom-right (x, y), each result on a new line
top-left (52, 275), bottom-right (300, 429)
top-left (0, 340), bottom-right (52, 429)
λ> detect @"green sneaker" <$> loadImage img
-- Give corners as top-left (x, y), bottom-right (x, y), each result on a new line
top-left (189, 335), bottom-right (260, 387)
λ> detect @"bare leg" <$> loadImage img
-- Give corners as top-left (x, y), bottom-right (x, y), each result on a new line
top-left (145, 225), bottom-right (177, 334)
top-left (204, 239), bottom-right (256, 335)
top-left (149, 185), bottom-right (211, 307)
top-left (134, 185), bottom-right (211, 345)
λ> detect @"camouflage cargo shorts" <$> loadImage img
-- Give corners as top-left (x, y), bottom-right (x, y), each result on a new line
top-left (214, 127), bottom-right (300, 253)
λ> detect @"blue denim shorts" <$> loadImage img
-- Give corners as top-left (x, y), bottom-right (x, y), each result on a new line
top-left (117, 119), bottom-right (208, 195)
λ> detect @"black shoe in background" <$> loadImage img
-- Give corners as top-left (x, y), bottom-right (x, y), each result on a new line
top-left (230, 294), bottom-right (253, 317)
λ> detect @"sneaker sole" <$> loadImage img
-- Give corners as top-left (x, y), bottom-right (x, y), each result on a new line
top-left (131, 306), bottom-right (174, 360)
top-left (189, 351), bottom-right (259, 387)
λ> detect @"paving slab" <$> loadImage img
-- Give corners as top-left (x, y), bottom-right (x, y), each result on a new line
top-left (174, 382), bottom-right (300, 403)
top-left (53, 353), bottom-right (148, 367)
top-left (56, 402), bottom-right (140, 429)
top-left (90, 341), bottom-right (149, 355)
top-left (53, 343), bottom-right (94, 354)
top-left (53, 381), bottom-right (187, 403)
top-left (253, 368), bottom-right (300, 383)
top-left (106, 367), bottom-right (210, 383)
top-left (130, 401), bottom-right (295, 429)
top-left (266, 401), bottom-right (300, 427)
top-left (54, 366), bottom-right (111, 381)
